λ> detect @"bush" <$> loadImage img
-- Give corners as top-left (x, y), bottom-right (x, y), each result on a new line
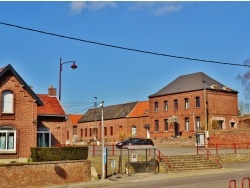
top-left (31, 146), bottom-right (88, 162)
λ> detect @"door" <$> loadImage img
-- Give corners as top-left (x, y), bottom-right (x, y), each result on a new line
top-left (196, 133), bottom-right (205, 147)
top-left (174, 122), bottom-right (179, 137)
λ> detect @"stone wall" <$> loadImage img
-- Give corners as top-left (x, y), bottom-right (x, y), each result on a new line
top-left (0, 160), bottom-right (91, 188)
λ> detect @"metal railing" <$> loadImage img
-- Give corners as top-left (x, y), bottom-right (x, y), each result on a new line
top-left (197, 143), bottom-right (250, 155)
top-left (228, 177), bottom-right (250, 188)
top-left (197, 147), bottom-right (222, 168)
top-left (156, 149), bottom-right (172, 171)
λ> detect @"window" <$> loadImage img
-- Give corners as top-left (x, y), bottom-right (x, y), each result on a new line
top-left (73, 126), bottom-right (77, 135)
top-left (196, 117), bottom-right (201, 130)
top-left (90, 128), bottom-right (92, 137)
top-left (164, 100), bottom-right (168, 111)
top-left (230, 122), bottom-right (235, 128)
top-left (195, 97), bottom-right (200, 108)
top-left (37, 127), bottom-right (51, 147)
top-left (184, 98), bottom-right (189, 109)
top-left (85, 128), bottom-right (87, 137)
top-left (80, 129), bottom-right (83, 137)
top-left (218, 120), bottom-right (223, 129)
top-left (67, 131), bottom-right (69, 139)
top-left (155, 120), bottom-right (159, 131)
top-left (185, 118), bottom-right (190, 131)
top-left (174, 99), bottom-right (178, 110)
top-left (0, 126), bottom-right (16, 152)
top-left (104, 127), bottom-right (107, 136)
top-left (2, 90), bottom-right (14, 113)
top-left (132, 125), bottom-right (137, 136)
top-left (110, 126), bottom-right (113, 136)
top-left (154, 102), bottom-right (158, 112)
top-left (164, 119), bottom-right (168, 131)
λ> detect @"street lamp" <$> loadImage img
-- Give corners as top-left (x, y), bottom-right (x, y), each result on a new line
top-left (59, 58), bottom-right (77, 101)
top-left (100, 101), bottom-right (105, 180)
top-left (202, 80), bottom-right (208, 131)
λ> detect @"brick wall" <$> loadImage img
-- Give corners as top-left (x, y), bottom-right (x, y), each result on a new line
top-left (0, 160), bottom-right (91, 188)
top-left (38, 116), bottom-right (67, 146)
top-left (0, 72), bottom-right (37, 159)
top-left (208, 130), bottom-right (250, 147)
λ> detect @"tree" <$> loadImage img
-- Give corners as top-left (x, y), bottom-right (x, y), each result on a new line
top-left (237, 59), bottom-right (250, 115)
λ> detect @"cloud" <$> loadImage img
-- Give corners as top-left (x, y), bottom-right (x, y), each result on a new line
top-left (154, 3), bottom-right (183, 15)
top-left (129, 2), bottom-right (183, 15)
top-left (69, 1), bottom-right (117, 15)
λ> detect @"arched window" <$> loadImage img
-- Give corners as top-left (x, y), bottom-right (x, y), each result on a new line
top-left (0, 126), bottom-right (16, 153)
top-left (37, 127), bottom-right (51, 147)
top-left (2, 90), bottom-right (14, 113)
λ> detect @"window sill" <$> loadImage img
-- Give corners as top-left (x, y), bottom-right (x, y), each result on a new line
top-left (0, 151), bottom-right (16, 154)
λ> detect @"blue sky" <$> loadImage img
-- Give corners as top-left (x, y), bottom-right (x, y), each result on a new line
top-left (0, 1), bottom-right (250, 114)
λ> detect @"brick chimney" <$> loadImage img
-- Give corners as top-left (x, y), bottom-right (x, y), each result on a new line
top-left (48, 86), bottom-right (57, 96)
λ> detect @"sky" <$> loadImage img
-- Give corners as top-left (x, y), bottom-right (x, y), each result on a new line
top-left (0, 1), bottom-right (250, 114)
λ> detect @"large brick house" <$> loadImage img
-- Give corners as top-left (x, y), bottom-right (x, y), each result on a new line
top-left (0, 64), bottom-right (67, 161)
top-left (148, 72), bottom-right (239, 146)
top-left (77, 101), bottom-right (149, 144)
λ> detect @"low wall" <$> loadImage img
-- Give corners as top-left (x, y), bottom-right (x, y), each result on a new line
top-left (0, 160), bottom-right (91, 188)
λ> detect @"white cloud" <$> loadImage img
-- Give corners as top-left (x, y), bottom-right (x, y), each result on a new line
top-left (69, 2), bottom-right (87, 15)
top-left (154, 3), bottom-right (183, 15)
top-left (129, 2), bottom-right (183, 16)
top-left (69, 1), bottom-right (117, 15)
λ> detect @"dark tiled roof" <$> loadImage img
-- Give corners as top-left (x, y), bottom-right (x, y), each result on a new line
top-left (0, 64), bottom-right (43, 105)
top-left (149, 72), bottom-right (238, 98)
top-left (78, 101), bottom-right (138, 123)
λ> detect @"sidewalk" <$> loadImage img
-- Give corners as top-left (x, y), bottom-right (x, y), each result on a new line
top-left (43, 161), bottom-right (250, 188)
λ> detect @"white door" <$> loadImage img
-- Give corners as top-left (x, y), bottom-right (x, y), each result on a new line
top-left (195, 133), bottom-right (205, 147)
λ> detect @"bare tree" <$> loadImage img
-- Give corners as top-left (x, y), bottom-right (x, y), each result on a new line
top-left (237, 59), bottom-right (250, 115)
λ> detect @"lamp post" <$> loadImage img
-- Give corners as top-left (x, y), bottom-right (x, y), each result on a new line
top-left (100, 101), bottom-right (105, 180)
top-left (59, 58), bottom-right (77, 101)
top-left (202, 80), bottom-right (208, 131)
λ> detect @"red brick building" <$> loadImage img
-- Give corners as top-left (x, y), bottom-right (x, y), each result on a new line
top-left (148, 72), bottom-right (239, 146)
top-left (0, 65), bottom-right (67, 161)
top-left (66, 114), bottom-right (82, 143)
top-left (0, 64), bottom-right (43, 160)
top-left (77, 101), bottom-right (149, 144)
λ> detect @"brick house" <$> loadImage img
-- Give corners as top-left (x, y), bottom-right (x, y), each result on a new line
top-left (77, 101), bottom-right (149, 144)
top-left (148, 72), bottom-right (239, 146)
top-left (0, 64), bottom-right (67, 161)
top-left (37, 86), bottom-right (67, 147)
top-left (66, 114), bottom-right (82, 143)
top-left (0, 64), bottom-right (43, 160)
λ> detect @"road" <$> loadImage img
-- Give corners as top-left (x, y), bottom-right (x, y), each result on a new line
top-left (105, 162), bottom-right (250, 188)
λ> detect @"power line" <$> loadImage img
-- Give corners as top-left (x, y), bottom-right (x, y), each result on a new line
top-left (0, 21), bottom-right (249, 67)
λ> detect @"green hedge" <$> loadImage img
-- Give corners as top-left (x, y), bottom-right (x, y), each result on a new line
top-left (31, 146), bottom-right (89, 162)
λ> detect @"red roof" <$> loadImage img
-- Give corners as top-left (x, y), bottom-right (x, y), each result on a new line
top-left (37, 94), bottom-right (66, 116)
top-left (128, 101), bottom-right (149, 117)
top-left (68, 114), bottom-right (82, 125)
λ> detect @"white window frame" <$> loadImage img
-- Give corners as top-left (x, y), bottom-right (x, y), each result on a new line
top-left (196, 117), bottom-right (201, 130)
top-left (37, 127), bottom-right (51, 147)
top-left (2, 90), bottom-right (14, 113)
top-left (185, 118), bottom-right (190, 131)
top-left (185, 98), bottom-right (189, 109)
top-left (131, 126), bottom-right (137, 136)
top-left (0, 126), bottom-right (16, 153)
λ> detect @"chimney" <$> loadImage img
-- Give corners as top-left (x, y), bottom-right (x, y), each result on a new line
top-left (48, 86), bottom-right (57, 96)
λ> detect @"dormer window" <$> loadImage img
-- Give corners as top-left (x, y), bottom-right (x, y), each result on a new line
top-left (2, 90), bottom-right (14, 113)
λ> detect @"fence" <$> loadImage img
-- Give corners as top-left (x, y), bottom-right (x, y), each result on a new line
top-left (197, 143), bottom-right (250, 155)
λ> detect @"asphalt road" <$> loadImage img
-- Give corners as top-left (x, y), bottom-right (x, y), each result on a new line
top-left (105, 162), bottom-right (250, 188)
